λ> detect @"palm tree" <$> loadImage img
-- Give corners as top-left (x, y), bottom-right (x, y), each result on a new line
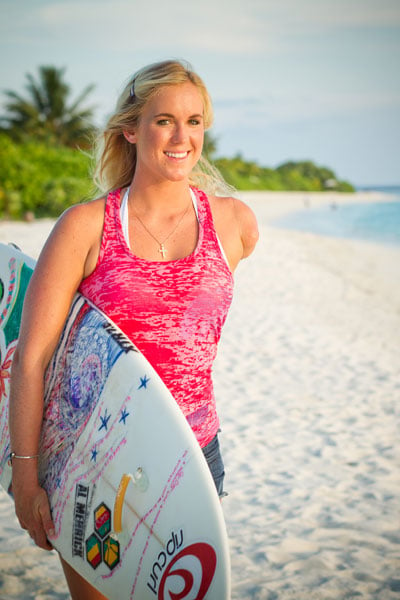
top-left (1, 66), bottom-right (96, 148)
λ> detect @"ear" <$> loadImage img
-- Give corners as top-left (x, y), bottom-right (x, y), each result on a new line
top-left (123, 130), bottom-right (137, 144)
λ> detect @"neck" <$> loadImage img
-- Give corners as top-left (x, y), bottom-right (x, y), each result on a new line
top-left (128, 176), bottom-right (191, 214)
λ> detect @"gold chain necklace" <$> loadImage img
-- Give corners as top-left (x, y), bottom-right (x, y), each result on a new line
top-left (132, 201), bottom-right (191, 259)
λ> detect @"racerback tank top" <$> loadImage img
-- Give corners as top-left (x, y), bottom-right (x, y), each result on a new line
top-left (79, 187), bottom-right (234, 447)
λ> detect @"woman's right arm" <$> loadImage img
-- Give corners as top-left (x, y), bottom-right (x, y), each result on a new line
top-left (9, 199), bottom-right (104, 550)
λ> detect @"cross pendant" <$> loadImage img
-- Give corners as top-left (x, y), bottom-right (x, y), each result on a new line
top-left (158, 244), bottom-right (166, 259)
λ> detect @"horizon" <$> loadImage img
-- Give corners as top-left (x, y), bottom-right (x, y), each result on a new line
top-left (356, 184), bottom-right (400, 190)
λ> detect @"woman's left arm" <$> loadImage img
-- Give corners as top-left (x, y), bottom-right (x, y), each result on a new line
top-left (233, 197), bottom-right (259, 259)
top-left (211, 196), bottom-right (259, 272)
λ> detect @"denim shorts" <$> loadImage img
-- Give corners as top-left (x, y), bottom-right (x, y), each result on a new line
top-left (202, 434), bottom-right (226, 498)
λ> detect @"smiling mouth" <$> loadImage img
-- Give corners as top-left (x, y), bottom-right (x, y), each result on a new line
top-left (165, 151), bottom-right (189, 159)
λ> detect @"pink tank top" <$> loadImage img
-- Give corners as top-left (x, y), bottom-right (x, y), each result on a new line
top-left (79, 187), bottom-right (234, 447)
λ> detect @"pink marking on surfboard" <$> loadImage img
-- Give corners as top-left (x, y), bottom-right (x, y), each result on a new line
top-left (98, 449), bottom-right (189, 589)
top-left (50, 438), bottom-right (128, 530)
top-left (42, 387), bottom-right (128, 504)
top-left (0, 259), bottom-right (17, 326)
top-left (170, 467), bottom-right (184, 491)
top-left (46, 401), bottom-right (129, 522)
top-left (128, 452), bottom-right (189, 597)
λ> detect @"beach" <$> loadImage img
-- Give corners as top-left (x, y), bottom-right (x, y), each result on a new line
top-left (1, 191), bottom-right (399, 599)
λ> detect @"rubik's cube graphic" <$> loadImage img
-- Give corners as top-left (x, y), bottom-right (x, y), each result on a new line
top-left (86, 502), bottom-right (120, 570)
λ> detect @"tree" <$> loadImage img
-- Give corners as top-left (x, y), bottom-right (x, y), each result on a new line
top-left (202, 130), bottom-right (218, 160)
top-left (0, 66), bottom-right (96, 148)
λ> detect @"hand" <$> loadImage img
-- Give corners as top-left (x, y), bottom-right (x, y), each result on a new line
top-left (13, 482), bottom-right (55, 551)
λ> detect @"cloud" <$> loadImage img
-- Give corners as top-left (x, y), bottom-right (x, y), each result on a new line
top-left (2, 0), bottom-right (399, 68)
top-left (36, 0), bottom-right (276, 56)
top-left (253, 0), bottom-right (400, 31)
top-left (214, 90), bottom-right (400, 129)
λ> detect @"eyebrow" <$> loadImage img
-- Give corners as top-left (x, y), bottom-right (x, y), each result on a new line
top-left (153, 112), bottom-right (203, 119)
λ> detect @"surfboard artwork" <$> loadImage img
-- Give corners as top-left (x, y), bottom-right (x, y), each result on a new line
top-left (0, 242), bottom-right (231, 599)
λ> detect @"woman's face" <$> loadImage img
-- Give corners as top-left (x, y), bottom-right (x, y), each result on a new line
top-left (125, 82), bottom-right (205, 185)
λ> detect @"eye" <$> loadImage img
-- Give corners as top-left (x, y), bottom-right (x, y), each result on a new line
top-left (156, 118), bottom-right (170, 126)
top-left (189, 118), bottom-right (201, 126)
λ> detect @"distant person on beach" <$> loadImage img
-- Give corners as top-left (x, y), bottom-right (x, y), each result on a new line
top-left (9, 59), bottom-right (258, 598)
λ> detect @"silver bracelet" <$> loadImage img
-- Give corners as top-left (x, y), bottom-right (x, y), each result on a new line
top-left (8, 452), bottom-right (40, 465)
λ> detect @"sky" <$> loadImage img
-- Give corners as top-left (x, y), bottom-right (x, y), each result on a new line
top-left (1, 0), bottom-right (399, 187)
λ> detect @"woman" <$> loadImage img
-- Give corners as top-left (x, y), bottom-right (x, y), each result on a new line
top-left (9, 59), bottom-right (258, 599)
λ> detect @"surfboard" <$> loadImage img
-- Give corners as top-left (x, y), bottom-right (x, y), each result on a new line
top-left (0, 242), bottom-right (231, 599)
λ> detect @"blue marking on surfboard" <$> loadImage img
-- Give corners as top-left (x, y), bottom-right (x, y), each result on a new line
top-left (91, 447), bottom-right (98, 462)
top-left (138, 375), bottom-right (150, 389)
top-left (40, 300), bottom-right (129, 496)
top-left (98, 409), bottom-right (111, 432)
top-left (119, 408), bottom-right (129, 424)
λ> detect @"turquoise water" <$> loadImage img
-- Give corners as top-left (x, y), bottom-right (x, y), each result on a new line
top-left (273, 188), bottom-right (400, 247)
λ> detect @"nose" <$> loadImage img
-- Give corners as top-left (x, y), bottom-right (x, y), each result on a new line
top-left (171, 122), bottom-right (188, 144)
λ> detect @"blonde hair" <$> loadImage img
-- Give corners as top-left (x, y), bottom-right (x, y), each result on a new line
top-left (93, 59), bottom-right (233, 196)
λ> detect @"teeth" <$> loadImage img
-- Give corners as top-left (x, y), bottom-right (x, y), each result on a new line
top-left (165, 151), bottom-right (188, 158)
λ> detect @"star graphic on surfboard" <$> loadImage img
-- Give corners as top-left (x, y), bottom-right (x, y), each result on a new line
top-left (138, 375), bottom-right (150, 389)
top-left (98, 409), bottom-right (111, 431)
top-left (119, 407), bottom-right (129, 424)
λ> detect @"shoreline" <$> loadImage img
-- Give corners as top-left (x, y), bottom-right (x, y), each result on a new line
top-left (0, 190), bottom-right (398, 258)
top-left (238, 189), bottom-right (400, 222)
top-left (242, 191), bottom-right (400, 312)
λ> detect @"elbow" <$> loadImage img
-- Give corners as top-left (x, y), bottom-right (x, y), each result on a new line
top-left (242, 226), bottom-right (259, 259)
top-left (10, 342), bottom-right (47, 384)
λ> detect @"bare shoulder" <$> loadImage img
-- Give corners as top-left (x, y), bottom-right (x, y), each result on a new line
top-left (45, 196), bottom-right (106, 276)
top-left (208, 194), bottom-right (259, 265)
top-left (17, 196), bottom-right (107, 366)
top-left (55, 196), bottom-right (106, 237)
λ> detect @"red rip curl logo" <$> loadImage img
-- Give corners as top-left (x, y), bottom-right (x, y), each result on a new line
top-left (159, 543), bottom-right (217, 600)
top-left (147, 536), bottom-right (217, 600)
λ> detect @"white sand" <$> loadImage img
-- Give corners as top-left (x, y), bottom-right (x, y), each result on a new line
top-left (1, 191), bottom-right (399, 599)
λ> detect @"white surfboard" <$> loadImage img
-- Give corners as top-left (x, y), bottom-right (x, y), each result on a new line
top-left (0, 242), bottom-right (231, 599)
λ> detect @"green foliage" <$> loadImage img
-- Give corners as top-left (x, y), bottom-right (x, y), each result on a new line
top-left (0, 133), bottom-right (355, 220)
top-left (0, 134), bottom-right (94, 219)
top-left (203, 131), bottom-right (218, 160)
top-left (0, 66), bottom-right (96, 148)
top-left (0, 66), bottom-right (354, 217)
top-left (214, 155), bottom-right (354, 192)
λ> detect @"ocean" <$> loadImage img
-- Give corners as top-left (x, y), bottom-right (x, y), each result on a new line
top-left (273, 187), bottom-right (400, 247)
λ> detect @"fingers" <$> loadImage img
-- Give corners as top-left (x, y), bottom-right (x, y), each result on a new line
top-left (16, 487), bottom-right (55, 551)
top-left (26, 525), bottom-right (54, 550)
top-left (27, 527), bottom-right (53, 551)
top-left (37, 493), bottom-right (55, 536)
top-left (34, 491), bottom-right (55, 550)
